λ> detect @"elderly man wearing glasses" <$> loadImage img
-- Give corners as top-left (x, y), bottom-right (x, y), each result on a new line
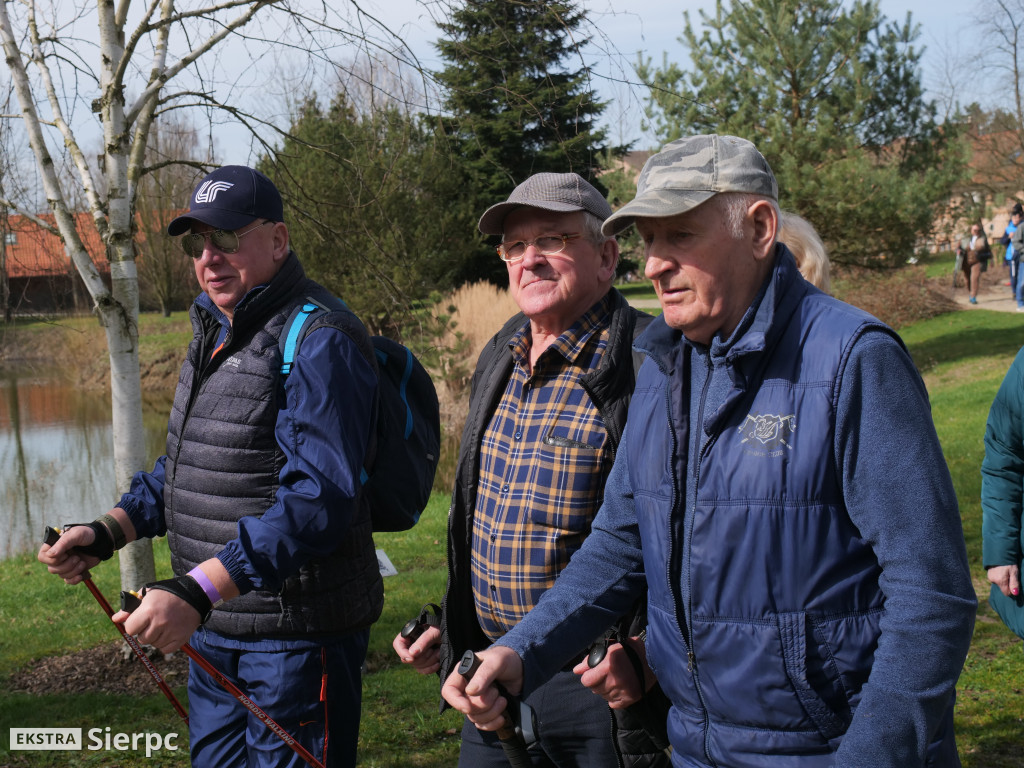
top-left (40, 165), bottom-right (382, 768)
top-left (393, 173), bottom-right (668, 767)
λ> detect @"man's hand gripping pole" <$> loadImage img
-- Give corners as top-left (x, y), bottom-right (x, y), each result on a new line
top-left (120, 590), bottom-right (326, 768)
top-left (457, 650), bottom-right (535, 768)
top-left (42, 526), bottom-right (189, 725)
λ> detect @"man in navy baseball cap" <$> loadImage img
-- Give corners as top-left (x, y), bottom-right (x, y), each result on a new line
top-left (41, 161), bottom-right (385, 767)
top-left (167, 164), bottom-right (284, 236)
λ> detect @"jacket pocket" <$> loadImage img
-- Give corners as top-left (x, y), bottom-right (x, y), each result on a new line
top-left (777, 611), bottom-right (849, 741)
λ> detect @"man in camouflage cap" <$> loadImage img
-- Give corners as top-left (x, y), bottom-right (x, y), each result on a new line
top-left (442, 135), bottom-right (976, 768)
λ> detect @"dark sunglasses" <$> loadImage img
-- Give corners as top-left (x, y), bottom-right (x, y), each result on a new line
top-left (180, 220), bottom-right (273, 258)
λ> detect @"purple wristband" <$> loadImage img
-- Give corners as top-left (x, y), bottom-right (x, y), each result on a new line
top-left (187, 566), bottom-right (224, 608)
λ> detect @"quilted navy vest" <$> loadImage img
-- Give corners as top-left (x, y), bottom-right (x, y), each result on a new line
top-left (164, 255), bottom-right (383, 638)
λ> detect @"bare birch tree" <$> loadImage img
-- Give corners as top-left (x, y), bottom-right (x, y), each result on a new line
top-left (0, 0), bottom-right (424, 589)
top-left (958, 2), bottom-right (1024, 198)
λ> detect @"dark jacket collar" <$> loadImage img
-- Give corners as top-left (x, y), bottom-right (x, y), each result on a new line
top-left (636, 243), bottom-right (807, 371)
top-left (195, 251), bottom-right (307, 333)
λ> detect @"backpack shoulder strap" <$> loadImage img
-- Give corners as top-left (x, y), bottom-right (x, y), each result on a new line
top-left (279, 296), bottom-right (348, 376)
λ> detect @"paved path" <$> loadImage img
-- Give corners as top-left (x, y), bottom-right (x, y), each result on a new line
top-left (952, 274), bottom-right (1023, 313)
top-left (628, 298), bottom-right (661, 309)
top-left (631, 278), bottom-right (1024, 315)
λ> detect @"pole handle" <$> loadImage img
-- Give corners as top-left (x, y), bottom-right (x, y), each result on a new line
top-left (457, 650), bottom-right (534, 768)
top-left (400, 602), bottom-right (441, 641)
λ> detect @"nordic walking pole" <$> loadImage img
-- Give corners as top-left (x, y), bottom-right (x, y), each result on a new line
top-left (120, 590), bottom-right (326, 768)
top-left (42, 526), bottom-right (189, 725)
top-left (457, 650), bottom-right (533, 768)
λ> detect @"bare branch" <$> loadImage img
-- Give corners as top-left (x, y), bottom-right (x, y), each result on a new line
top-left (0, 197), bottom-right (60, 235)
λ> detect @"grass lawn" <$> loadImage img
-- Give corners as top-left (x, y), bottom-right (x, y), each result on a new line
top-left (2, 304), bottom-right (1024, 766)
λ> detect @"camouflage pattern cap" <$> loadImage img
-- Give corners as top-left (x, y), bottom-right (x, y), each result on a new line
top-left (478, 172), bottom-right (612, 235)
top-left (602, 135), bottom-right (778, 236)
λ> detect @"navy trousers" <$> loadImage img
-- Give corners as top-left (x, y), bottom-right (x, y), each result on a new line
top-left (186, 628), bottom-right (369, 768)
top-left (457, 668), bottom-right (619, 768)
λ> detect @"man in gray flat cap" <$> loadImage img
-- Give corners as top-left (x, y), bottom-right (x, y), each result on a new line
top-left (442, 136), bottom-right (977, 767)
top-left (393, 172), bottom-right (668, 766)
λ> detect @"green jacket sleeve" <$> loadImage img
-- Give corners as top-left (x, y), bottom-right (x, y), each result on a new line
top-left (981, 348), bottom-right (1024, 639)
top-left (982, 347), bottom-right (1024, 570)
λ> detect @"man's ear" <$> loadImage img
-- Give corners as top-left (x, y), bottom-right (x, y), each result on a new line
top-left (271, 222), bottom-right (290, 262)
top-left (598, 237), bottom-right (620, 281)
top-left (749, 201), bottom-right (778, 262)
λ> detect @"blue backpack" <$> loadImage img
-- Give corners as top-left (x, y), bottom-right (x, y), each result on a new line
top-left (279, 297), bottom-right (441, 532)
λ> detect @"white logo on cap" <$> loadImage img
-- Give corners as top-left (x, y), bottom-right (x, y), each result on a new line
top-left (195, 180), bottom-right (234, 204)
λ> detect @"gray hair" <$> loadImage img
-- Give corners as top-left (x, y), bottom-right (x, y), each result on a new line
top-left (582, 211), bottom-right (613, 246)
top-left (716, 192), bottom-right (780, 240)
top-left (779, 211), bottom-right (831, 293)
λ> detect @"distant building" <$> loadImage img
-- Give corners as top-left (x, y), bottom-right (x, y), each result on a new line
top-left (923, 129), bottom-right (1024, 254)
top-left (1, 212), bottom-right (111, 316)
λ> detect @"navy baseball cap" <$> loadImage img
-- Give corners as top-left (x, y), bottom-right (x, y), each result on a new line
top-left (167, 165), bottom-right (283, 236)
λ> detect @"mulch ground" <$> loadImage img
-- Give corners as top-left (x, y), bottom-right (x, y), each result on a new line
top-left (8, 640), bottom-right (190, 696)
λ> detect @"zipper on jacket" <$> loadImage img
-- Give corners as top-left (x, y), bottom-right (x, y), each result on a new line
top-left (685, 348), bottom-right (720, 767)
top-left (661, 351), bottom-right (716, 764)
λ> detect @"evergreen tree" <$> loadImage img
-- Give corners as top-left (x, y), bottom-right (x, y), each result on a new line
top-left (269, 95), bottom-right (471, 336)
top-left (434, 0), bottom-right (611, 284)
top-left (637, 0), bottom-right (968, 267)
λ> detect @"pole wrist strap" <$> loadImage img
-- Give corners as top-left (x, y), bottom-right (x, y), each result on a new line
top-left (61, 521), bottom-right (115, 561)
top-left (144, 575), bottom-right (214, 624)
top-left (96, 513), bottom-right (128, 550)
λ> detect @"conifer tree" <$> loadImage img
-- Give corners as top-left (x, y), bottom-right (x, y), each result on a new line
top-left (433, 0), bottom-right (610, 284)
top-left (271, 95), bottom-right (469, 335)
top-left (638, 0), bottom-right (968, 267)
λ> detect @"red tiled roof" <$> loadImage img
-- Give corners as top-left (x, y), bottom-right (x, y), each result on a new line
top-left (3, 212), bottom-right (107, 279)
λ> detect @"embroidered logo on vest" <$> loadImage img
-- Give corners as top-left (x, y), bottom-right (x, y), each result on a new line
top-left (738, 413), bottom-right (796, 454)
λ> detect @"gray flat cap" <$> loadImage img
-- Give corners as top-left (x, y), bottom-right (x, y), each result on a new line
top-left (478, 172), bottom-right (612, 235)
top-left (603, 135), bottom-right (778, 236)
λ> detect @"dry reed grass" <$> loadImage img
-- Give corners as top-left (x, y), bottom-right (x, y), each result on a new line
top-left (441, 281), bottom-right (519, 363)
top-left (430, 281), bottom-right (518, 490)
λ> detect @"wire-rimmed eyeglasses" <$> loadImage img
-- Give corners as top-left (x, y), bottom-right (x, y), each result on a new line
top-left (496, 233), bottom-right (582, 263)
top-left (180, 220), bottom-right (273, 259)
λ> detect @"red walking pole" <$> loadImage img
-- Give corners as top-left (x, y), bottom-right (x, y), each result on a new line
top-left (44, 526), bottom-right (325, 768)
top-left (119, 591), bottom-right (326, 768)
top-left (43, 526), bottom-right (189, 724)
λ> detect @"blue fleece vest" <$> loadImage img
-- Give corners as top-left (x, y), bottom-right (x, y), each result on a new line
top-left (627, 262), bottom-right (908, 765)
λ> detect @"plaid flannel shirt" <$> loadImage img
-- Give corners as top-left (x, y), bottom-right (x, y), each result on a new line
top-left (471, 294), bottom-right (614, 641)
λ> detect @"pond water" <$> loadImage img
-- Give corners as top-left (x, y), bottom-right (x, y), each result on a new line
top-left (0, 374), bottom-right (172, 559)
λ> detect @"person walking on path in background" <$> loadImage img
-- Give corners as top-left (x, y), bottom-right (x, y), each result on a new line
top-left (959, 222), bottom-right (991, 304)
top-left (39, 165), bottom-right (383, 768)
top-left (441, 134), bottom-right (977, 768)
top-left (1000, 203), bottom-right (1021, 298)
top-left (1007, 205), bottom-right (1024, 312)
top-left (393, 172), bottom-right (668, 767)
top-left (982, 347), bottom-right (1024, 643)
